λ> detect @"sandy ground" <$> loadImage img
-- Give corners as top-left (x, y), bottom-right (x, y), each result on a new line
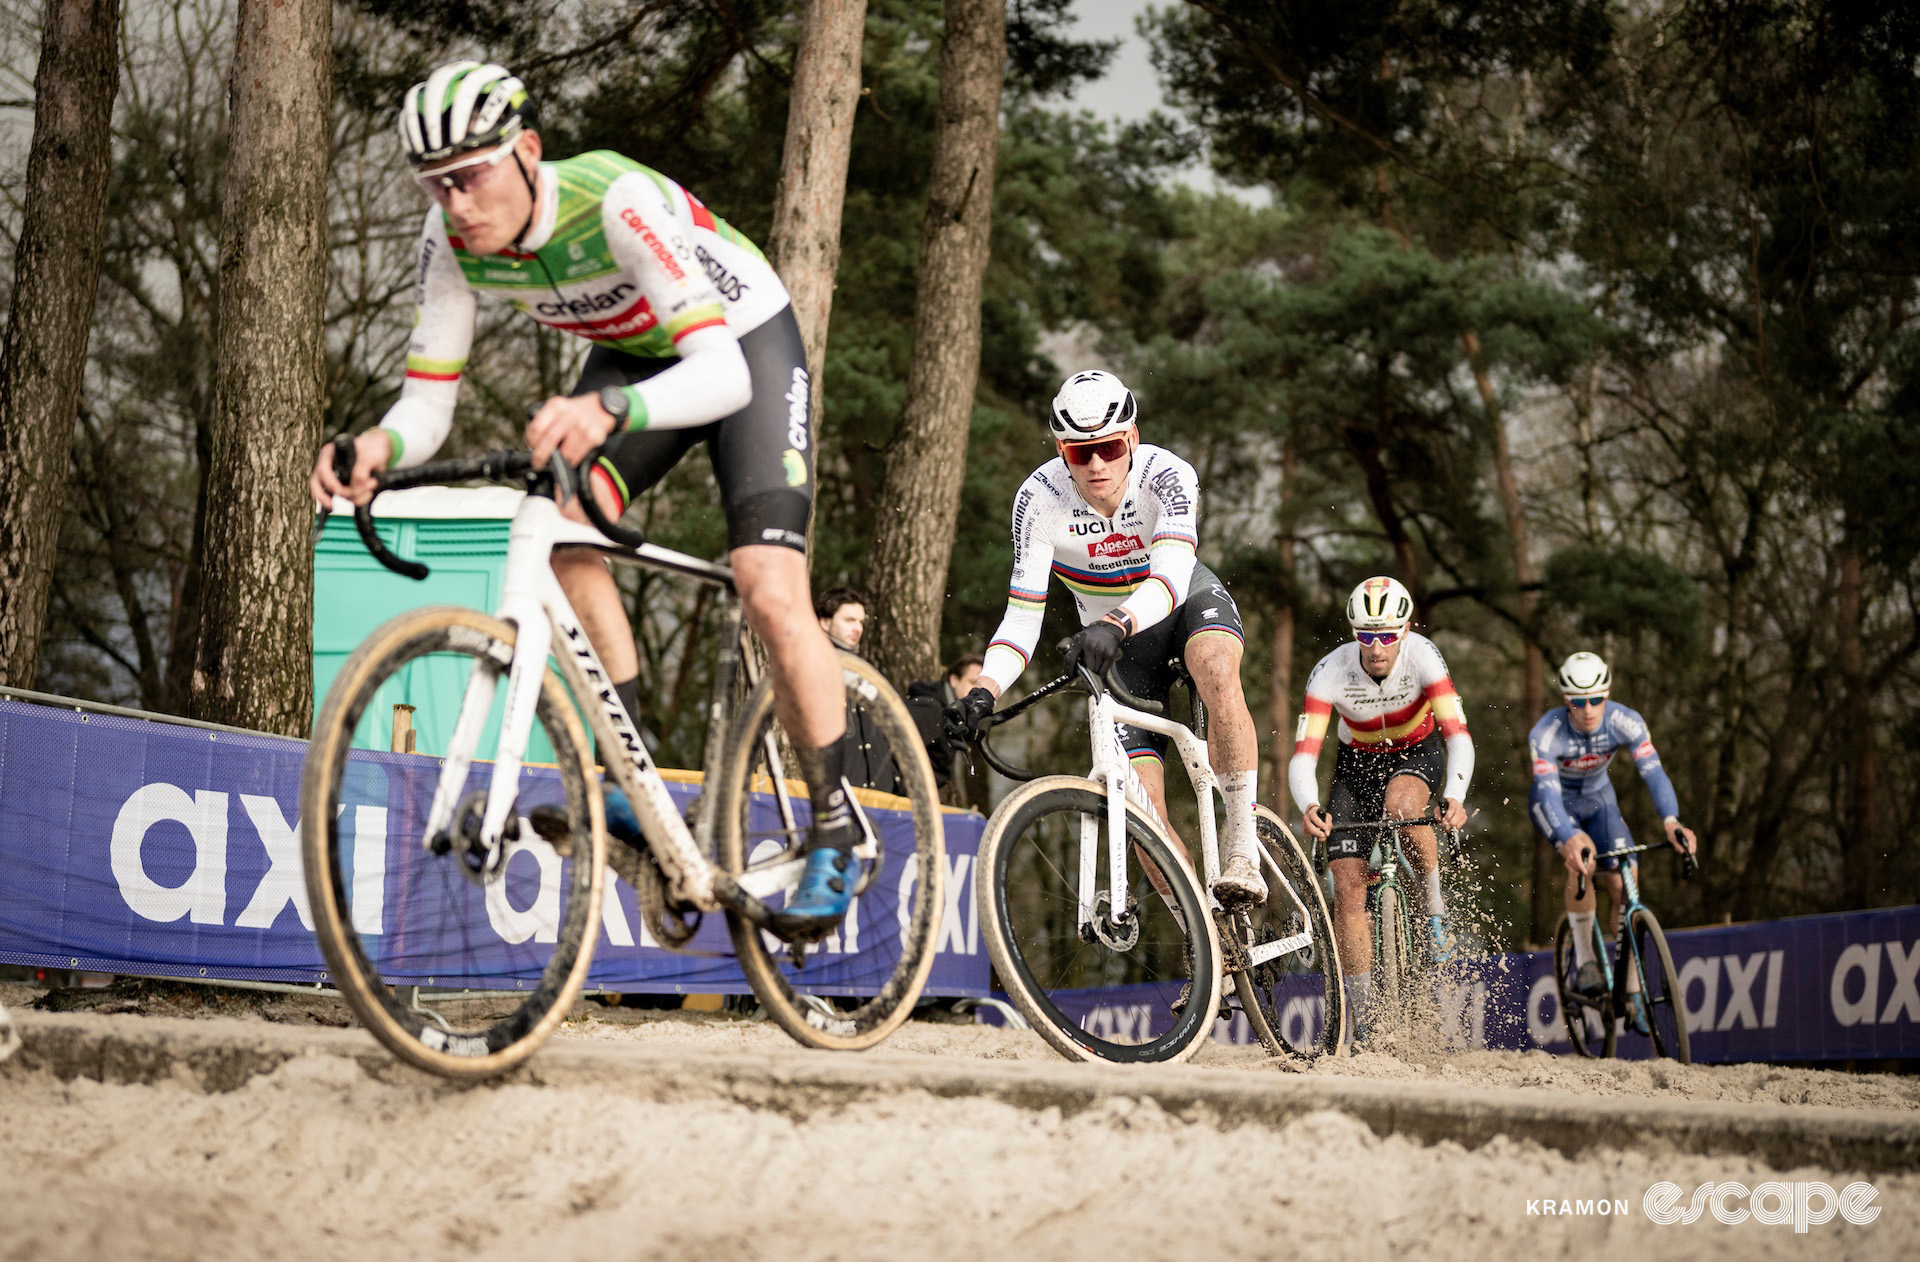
top-left (4, 980), bottom-right (1916, 1260)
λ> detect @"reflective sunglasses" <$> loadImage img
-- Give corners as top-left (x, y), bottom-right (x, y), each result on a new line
top-left (1354, 628), bottom-right (1405, 647)
top-left (416, 138), bottom-right (520, 201)
top-left (1567, 695), bottom-right (1608, 709)
top-left (1060, 436), bottom-right (1130, 465)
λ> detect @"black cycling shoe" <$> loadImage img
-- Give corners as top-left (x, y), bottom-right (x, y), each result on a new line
top-left (1573, 960), bottom-right (1608, 1000)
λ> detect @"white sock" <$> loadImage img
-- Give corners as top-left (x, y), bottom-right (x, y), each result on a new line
top-left (1346, 972), bottom-right (1373, 1032)
top-left (1570, 912), bottom-right (1596, 968)
top-left (1424, 866), bottom-right (1445, 916)
top-left (1220, 770), bottom-right (1257, 861)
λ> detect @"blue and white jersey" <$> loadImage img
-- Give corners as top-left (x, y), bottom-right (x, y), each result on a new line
top-left (1527, 702), bottom-right (1680, 846)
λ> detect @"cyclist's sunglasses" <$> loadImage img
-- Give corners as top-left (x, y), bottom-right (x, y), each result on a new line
top-left (1354, 629), bottom-right (1405, 646)
top-left (1567, 695), bottom-right (1608, 708)
top-left (416, 139), bottom-right (519, 200)
top-left (1060, 436), bottom-right (1130, 465)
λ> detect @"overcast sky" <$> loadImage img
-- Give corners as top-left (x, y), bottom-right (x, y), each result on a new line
top-left (1061, 0), bottom-right (1168, 124)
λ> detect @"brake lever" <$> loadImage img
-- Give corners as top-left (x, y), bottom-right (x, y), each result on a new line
top-left (313, 431), bottom-right (357, 546)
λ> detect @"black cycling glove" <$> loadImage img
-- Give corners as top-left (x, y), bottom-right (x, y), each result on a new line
top-left (940, 686), bottom-right (997, 751)
top-left (1061, 620), bottom-right (1126, 679)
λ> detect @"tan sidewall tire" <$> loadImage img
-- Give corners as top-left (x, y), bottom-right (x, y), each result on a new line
top-left (717, 650), bottom-right (944, 1051)
top-left (301, 605), bottom-right (606, 1080)
top-left (978, 775), bottom-right (1223, 1064)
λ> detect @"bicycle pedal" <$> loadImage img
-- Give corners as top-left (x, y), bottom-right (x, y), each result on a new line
top-left (526, 803), bottom-right (573, 856)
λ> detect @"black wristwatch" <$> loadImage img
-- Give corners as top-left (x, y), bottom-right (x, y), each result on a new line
top-left (598, 384), bottom-right (631, 426)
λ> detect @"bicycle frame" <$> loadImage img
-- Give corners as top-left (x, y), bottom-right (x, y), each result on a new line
top-left (1074, 686), bottom-right (1313, 970)
top-left (1575, 842), bottom-right (1663, 1004)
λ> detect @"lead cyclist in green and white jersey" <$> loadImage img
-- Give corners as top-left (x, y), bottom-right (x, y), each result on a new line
top-left (309, 62), bottom-right (857, 933)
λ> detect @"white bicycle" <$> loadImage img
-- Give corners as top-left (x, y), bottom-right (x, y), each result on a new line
top-left (301, 439), bottom-right (945, 1079)
top-left (969, 663), bottom-right (1345, 1063)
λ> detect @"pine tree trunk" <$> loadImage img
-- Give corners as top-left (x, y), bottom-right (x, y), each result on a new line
top-left (188, 0), bottom-right (333, 734)
top-left (0, 0), bottom-right (121, 689)
top-left (1463, 330), bottom-right (1552, 941)
top-left (1266, 432), bottom-right (1299, 814)
top-left (864, 0), bottom-right (1005, 686)
top-left (766, 0), bottom-right (867, 432)
top-left (1838, 542), bottom-right (1879, 908)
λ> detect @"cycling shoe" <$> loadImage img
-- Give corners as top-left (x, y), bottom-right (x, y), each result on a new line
top-left (1572, 960), bottom-right (1608, 1000)
top-left (1213, 851), bottom-right (1267, 906)
top-left (1429, 914), bottom-right (1455, 963)
top-left (771, 847), bottom-right (855, 939)
top-left (1625, 990), bottom-right (1652, 1036)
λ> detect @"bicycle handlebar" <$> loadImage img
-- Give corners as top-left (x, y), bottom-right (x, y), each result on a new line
top-left (320, 431), bottom-right (648, 581)
top-left (1573, 837), bottom-right (1700, 901)
top-left (969, 660), bottom-right (1172, 782)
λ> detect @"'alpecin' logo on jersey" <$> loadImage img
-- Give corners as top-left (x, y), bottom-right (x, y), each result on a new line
top-left (1088, 533), bottom-right (1144, 559)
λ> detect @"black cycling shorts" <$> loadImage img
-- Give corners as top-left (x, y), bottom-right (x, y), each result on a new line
top-left (573, 306), bottom-right (813, 554)
top-left (1112, 563), bottom-right (1246, 762)
top-left (1323, 729), bottom-right (1447, 862)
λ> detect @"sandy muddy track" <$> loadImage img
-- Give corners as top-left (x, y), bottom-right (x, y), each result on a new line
top-left (8, 1008), bottom-right (1920, 1177)
top-left (3, 1008), bottom-right (1918, 1262)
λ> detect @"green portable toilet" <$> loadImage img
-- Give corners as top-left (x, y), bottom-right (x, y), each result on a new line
top-left (313, 487), bottom-right (555, 762)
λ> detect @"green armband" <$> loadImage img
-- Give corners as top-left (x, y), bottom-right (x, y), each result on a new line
top-left (623, 385), bottom-right (649, 433)
top-left (377, 426), bottom-right (405, 469)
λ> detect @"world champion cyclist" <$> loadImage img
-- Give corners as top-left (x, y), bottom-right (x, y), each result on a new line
top-left (943, 370), bottom-right (1269, 906)
top-left (1291, 577), bottom-right (1473, 1038)
top-left (1528, 651), bottom-right (1698, 1031)
top-left (308, 62), bottom-right (857, 935)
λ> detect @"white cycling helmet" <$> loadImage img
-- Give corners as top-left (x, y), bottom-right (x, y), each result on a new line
top-left (1557, 651), bottom-right (1611, 696)
top-left (399, 61), bottom-right (535, 168)
top-left (1347, 576), bottom-right (1413, 631)
top-left (1049, 370), bottom-right (1138, 441)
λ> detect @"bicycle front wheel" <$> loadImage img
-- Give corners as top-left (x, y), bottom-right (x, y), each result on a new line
top-left (1372, 881), bottom-right (1414, 1034)
top-left (1234, 805), bottom-right (1347, 1060)
top-left (301, 606), bottom-right (607, 1080)
top-left (1553, 914), bottom-right (1616, 1059)
top-left (980, 776), bottom-right (1223, 1063)
top-left (1629, 908), bottom-right (1690, 1063)
top-left (713, 651), bottom-right (945, 1051)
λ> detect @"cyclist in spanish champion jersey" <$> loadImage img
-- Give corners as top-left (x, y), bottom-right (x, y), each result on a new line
top-left (309, 62), bottom-right (857, 934)
top-left (1291, 577), bottom-right (1473, 1033)
top-left (943, 371), bottom-right (1269, 906)
top-left (1529, 651), bottom-right (1697, 1027)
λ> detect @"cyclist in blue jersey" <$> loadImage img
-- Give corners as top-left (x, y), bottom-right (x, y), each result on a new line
top-left (1528, 652), bottom-right (1697, 1027)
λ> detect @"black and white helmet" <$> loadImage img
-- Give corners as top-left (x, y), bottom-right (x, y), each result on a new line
top-left (1048, 370), bottom-right (1138, 441)
top-left (399, 61), bottom-right (535, 167)
top-left (1557, 651), bottom-right (1611, 697)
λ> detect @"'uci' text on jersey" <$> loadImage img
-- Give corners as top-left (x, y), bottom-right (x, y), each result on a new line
top-left (979, 445), bottom-right (1200, 694)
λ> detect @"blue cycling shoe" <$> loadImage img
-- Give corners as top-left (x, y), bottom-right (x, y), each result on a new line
top-left (602, 784), bottom-right (642, 845)
top-left (1429, 914), bottom-right (1455, 963)
top-left (772, 846), bottom-right (856, 940)
top-left (1625, 991), bottom-right (1652, 1037)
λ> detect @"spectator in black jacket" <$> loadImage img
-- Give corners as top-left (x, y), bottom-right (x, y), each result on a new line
top-left (815, 587), bottom-right (899, 793)
top-left (906, 654), bottom-right (984, 791)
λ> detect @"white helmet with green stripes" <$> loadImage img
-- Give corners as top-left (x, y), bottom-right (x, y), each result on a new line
top-left (399, 61), bottom-right (535, 167)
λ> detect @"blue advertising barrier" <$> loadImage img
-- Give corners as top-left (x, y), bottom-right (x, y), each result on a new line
top-left (0, 697), bottom-right (989, 997)
top-left (988, 906), bottom-right (1920, 1064)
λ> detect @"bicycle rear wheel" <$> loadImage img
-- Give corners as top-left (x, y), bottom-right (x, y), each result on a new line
top-left (1629, 908), bottom-right (1690, 1063)
top-left (301, 606), bottom-right (606, 1080)
top-left (1553, 914), bottom-right (1616, 1059)
top-left (1234, 806), bottom-right (1347, 1060)
top-left (713, 651), bottom-right (945, 1051)
top-left (980, 776), bottom-right (1222, 1063)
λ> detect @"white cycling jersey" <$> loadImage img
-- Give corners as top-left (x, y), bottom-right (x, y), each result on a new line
top-left (979, 444), bottom-right (1200, 694)
top-left (1288, 634), bottom-right (1474, 808)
